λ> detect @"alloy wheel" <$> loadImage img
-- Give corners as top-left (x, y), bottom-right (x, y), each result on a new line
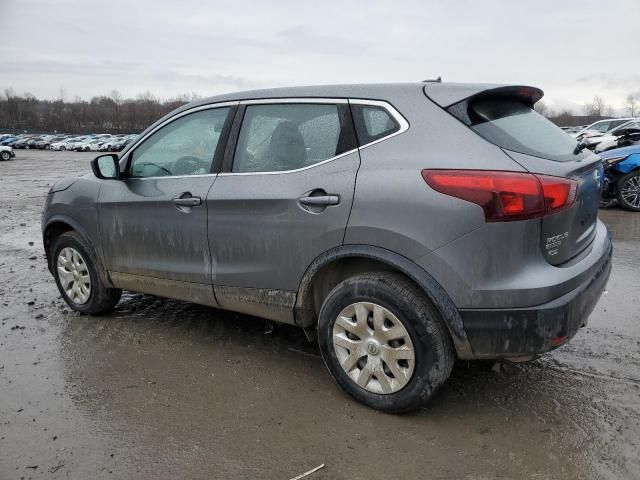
top-left (621, 175), bottom-right (640, 208)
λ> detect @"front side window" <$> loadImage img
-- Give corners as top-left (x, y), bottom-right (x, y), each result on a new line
top-left (233, 104), bottom-right (341, 173)
top-left (130, 108), bottom-right (229, 178)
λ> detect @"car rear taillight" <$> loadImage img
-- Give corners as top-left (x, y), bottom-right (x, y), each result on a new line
top-left (421, 170), bottom-right (577, 222)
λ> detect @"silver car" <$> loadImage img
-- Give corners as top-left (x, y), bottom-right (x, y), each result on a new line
top-left (42, 83), bottom-right (612, 412)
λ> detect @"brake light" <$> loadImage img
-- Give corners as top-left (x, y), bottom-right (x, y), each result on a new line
top-left (421, 170), bottom-right (577, 222)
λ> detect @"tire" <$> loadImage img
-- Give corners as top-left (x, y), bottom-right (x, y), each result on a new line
top-left (60, 146), bottom-right (66, 151)
top-left (317, 272), bottom-right (454, 413)
top-left (45, 144), bottom-right (50, 150)
top-left (51, 231), bottom-right (122, 315)
top-left (0, 151), bottom-right (10, 161)
top-left (616, 170), bottom-right (640, 211)
top-left (25, 145), bottom-right (30, 149)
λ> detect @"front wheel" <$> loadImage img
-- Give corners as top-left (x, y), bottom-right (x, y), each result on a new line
top-left (317, 272), bottom-right (454, 413)
top-left (0, 151), bottom-right (10, 161)
top-left (616, 171), bottom-right (640, 211)
top-left (51, 231), bottom-right (122, 314)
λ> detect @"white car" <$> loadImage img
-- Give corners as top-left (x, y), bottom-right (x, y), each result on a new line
top-left (51, 138), bottom-right (81, 151)
top-left (0, 145), bottom-right (15, 161)
top-left (76, 138), bottom-right (105, 151)
top-left (595, 120), bottom-right (640, 153)
top-left (573, 118), bottom-right (634, 139)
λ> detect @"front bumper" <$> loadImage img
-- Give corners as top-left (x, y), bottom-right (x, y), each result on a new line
top-left (459, 236), bottom-right (613, 359)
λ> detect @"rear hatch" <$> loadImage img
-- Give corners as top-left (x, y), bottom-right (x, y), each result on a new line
top-left (425, 84), bottom-right (603, 265)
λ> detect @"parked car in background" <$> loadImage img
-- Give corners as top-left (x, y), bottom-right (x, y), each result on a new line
top-left (51, 137), bottom-right (79, 151)
top-left (573, 118), bottom-right (634, 140)
top-left (109, 136), bottom-right (135, 151)
top-left (599, 144), bottom-right (640, 211)
top-left (13, 136), bottom-right (35, 149)
top-left (0, 136), bottom-right (18, 146)
top-left (42, 83), bottom-right (611, 412)
top-left (76, 138), bottom-right (106, 152)
top-left (594, 120), bottom-right (640, 153)
top-left (560, 126), bottom-right (583, 135)
top-left (36, 135), bottom-right (67, 150)
top-left (0, 145), bottom-right (15, 161)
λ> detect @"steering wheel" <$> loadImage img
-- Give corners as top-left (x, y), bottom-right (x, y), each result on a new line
top-left (173, 156), bottom-right (208, 176)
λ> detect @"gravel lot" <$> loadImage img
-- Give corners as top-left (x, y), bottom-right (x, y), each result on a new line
top-left (1, 150), bottom-right (639, 480)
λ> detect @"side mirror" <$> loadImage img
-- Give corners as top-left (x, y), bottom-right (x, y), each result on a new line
top-left (91, 154), bottom-right (120, 179)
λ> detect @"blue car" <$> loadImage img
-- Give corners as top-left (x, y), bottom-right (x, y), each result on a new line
top-left (0, 136), bottom-right (17, 146)
top-left (600, 144), bottom-right (640, 211)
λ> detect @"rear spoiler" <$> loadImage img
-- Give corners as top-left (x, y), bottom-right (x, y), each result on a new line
top-left (423, 84), bottom-right (544, 108)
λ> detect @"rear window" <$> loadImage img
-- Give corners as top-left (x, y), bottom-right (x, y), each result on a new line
top-left (466, 98), bottom-right (583, 162)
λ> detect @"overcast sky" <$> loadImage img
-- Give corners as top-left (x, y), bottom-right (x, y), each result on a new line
top-left (1, 0), bottom-right (639, 115)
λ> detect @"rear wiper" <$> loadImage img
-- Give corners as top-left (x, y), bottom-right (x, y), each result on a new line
top-left (573, 141), bottom-right (587, 155)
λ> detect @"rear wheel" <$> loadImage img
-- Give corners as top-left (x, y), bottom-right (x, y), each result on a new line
top-left (317, 272), bottom-right (454, 413)
top-left (616, 171), bottom-right (640, 211)
top-left (60, 146), bottom-right (66, 151)
top-left (51, 231), bottom-right (122, 314)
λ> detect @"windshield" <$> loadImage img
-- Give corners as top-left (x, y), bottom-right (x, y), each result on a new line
top-left (468, 98), bottom-right (584, 162)
top-left (611, 120), bottom-right (640, 134)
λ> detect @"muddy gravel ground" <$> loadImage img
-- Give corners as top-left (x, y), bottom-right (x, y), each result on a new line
top-left (1, 150), bottom-right (639, 480)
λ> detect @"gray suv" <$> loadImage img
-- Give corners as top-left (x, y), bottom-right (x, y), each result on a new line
top-left (42, 83), bottom-right (612, 412)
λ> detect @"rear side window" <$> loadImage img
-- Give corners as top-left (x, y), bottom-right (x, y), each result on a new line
top-left (351, 104), bottom-right (400, 145)
top-left (465, 99), bottom-right (583, 162)
top-left (233, 104), bottom-right (343, 173)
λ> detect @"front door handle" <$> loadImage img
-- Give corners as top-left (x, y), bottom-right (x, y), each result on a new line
top-left (172, 194), bottom-right (202, 207)
top-left (298, 195), bottom-right (340, 206)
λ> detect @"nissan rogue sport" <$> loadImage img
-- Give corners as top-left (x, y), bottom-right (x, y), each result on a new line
top-left (42, 83), bottom-right (612, 412)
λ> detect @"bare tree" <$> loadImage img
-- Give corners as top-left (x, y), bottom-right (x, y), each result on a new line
top-left (534, 101), bottom-right (549, 117)
top-left (584, 95), bottom-right (607, 116)
top-left (625, 94), bottom-right (637, 117)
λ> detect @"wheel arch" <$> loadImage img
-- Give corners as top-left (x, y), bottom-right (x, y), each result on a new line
top-left (43, 215), bottom-right (113, 286)
top-left (294, 244), bottom-right (474, 359)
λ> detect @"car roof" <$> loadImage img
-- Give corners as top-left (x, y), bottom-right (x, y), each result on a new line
top-left (189, 82), bottom-right (508, 108)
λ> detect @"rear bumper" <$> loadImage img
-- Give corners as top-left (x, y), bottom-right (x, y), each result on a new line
top-left (459, 235), bottom-right (612, 359)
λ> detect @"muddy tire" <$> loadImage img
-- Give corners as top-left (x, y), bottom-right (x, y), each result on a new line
top-left (51, 231), bottom-right (121, 315)
top-left (0, 151), bottom-right (10, 161)
top-left (616, 170), bottom-right (640, 211)
top-left (317, 272), bottom-right (454, 413)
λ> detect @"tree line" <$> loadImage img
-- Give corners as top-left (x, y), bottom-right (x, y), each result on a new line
top-left (0, 88), bottom-right (200, 134)
top-left (535, 93), bottom-right (638, 121)
top-left (1, 88), bottom-right (638, 134)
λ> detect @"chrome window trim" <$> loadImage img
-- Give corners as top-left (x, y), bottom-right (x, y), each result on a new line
top-left (219, 98), bottom-right (408, 177)
top-left (240, 97), bottom-right (349, 105)
top-left (123, 97), bottom-right (408, 179)
top-left (218, 148), bottom-right (359, 176)
top-left (349, 98), bottom-right (410, 150)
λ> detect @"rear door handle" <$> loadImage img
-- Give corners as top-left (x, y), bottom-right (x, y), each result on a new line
top-left (172, 194), bottom-right (202, 207)
top-left (298, 195), bottom-right (340, 206)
